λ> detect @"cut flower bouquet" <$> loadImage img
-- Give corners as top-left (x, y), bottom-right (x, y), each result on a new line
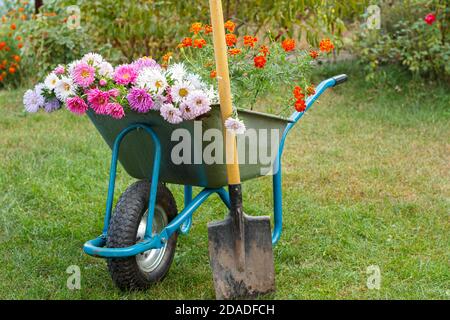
top-left (23, 20), bottom-right (334, 134)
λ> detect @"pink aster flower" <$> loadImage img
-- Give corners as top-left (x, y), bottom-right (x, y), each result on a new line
top-left (186, 90), bottom-right (211, 116)
top-left (225, 117), bottom-right (246, 135)
top-left (86, 88), bottom-right (110, 114)
top-left (107, 102), bottom-right (125, 119)
top-left (107, 88), bottom-right (120, 98)
top-left (114, 64), bottom-right (137, 85)
top-left (53, 65), bottom-right (65, 75)
top-left (127, 87), bottom-right (154, 113)
top-left (179, 102), bottom-right (197, 120)
top-left (99, 79), bottom-right (107, 86)
top-left (160, 103), bottom-right (183, 124)
top-left (132, 57), bottom-right (160, 73)
top-left (71, 62), bottom-right (96, 87)
top-left (165, 87), bottom-right (174, 104)
top-left (66, 96), bottom-right (88, 115)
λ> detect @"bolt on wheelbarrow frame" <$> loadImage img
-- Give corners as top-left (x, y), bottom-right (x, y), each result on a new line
top-left (83, 75), bottom-right (347, 258)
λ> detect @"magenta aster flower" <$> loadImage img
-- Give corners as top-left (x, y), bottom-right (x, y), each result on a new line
top-left (127, 87), bottom-right (154, 113)
top-left (107, 103), bottom-right (125, 119)
top-left (87, 88), bottom-right (110, 114)
top-left (66, 96), bottom-right (88, 115)
top-left (71, 62), bottom-right (96, 87)
top-left (113, 64), bottom-right (137, 85)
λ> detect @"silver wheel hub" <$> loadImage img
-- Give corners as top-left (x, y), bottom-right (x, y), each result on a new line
top-left (135, 206), bottom-right (168, 273)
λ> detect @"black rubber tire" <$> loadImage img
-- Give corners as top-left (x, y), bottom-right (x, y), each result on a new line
top-left (106, 180), bottom-right (178, 291)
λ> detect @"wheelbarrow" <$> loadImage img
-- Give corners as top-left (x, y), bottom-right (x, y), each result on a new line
top-left (82, 74), bottom-right (348, 291)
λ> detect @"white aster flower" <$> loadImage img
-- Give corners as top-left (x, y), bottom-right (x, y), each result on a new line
top-left (136, 68), bottom-right (168, 95)
top-left (82, 52), bottom-right (104, 67)
top-left (185, 73), bottom-right (206, 90)
top-left (54, 76), bottom-right (77, 102)
top-left (171, 81), bottom-right (195, 103)
top-left (167, 63), bottom-right (187, 83)
top-left (225, 117), bottom-right (246, 135)
top-left (206, 85), bottom-right (219, 104)
top-left (44, 73), bottom-right (59, 90)
top-left (98, 61), bottom-right (114, 78)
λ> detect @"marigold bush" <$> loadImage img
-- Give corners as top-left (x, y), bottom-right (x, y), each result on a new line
top-left (0, 0), bottom-right (31, 87)
top-left (176, 21), bottom-right (334, 117)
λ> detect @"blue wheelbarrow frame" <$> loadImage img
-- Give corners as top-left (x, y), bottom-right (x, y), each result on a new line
top-left (83, 75), bottom-right (347, 258)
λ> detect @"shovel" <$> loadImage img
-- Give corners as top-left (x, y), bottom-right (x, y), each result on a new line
top-left (207, 0), bottom-right (276, 299)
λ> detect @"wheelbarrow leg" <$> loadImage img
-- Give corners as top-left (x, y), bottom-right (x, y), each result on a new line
top-left (179, 185), bottom-right (193, 234)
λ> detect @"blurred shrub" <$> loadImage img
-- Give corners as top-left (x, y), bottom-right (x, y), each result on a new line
top-left (0, 0), bottom-right (32, 88)
top-left (354, 0), bottom-right (449, 82)
top-left (18, 0), bottom-right (101, 83)
top-left (74, 0), bottom-right (368, 61)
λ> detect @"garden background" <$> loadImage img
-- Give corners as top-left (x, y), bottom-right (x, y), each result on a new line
top-left (0, 0), bottom-right (448, 299)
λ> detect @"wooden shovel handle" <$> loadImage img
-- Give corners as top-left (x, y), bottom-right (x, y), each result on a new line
top-left (209, 0), bottom-right (241, 185)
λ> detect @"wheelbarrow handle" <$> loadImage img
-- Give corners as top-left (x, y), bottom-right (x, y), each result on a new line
top-left (289, 74), bottom-right (348, 124)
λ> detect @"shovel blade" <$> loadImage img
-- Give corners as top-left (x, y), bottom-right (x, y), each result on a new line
top-left (208, 214), bottom-right (276, 299)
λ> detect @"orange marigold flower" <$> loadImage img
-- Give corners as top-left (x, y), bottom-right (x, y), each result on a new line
top-left (9, 67), bottom-right (16, 74)
top-left (282, 38), bottom-right (295, 52)
top-left (18, 43), bottom-right (23, 49)
top-left (210, 70), bottom-right (217, 78)
top-left (204, 24), bottom-right (213, 35)
top-left (190, 22), bottom-right (203, 35)
top-left (293, 86), bottom-right (304, 100)
top-left (0, 75), bottom-right (3, 82)
top-left (180, 37), bottom-right (193, 48)
top-left (225, 33), bottom-right (237, 47)
top-left (259, 45), bottom-right (269, 56)
top-left (243, 35), bottom-right (258, 48)
top-left (254, 55), bottom-right (267, 69)
top-left (0, 42), bottom-right (6, 50)
top-left (224, 20), bottom-right (236, 33)
top-left (307, 85), bottom-right (315, 96)
top-left (193, 38), bottom-right (207, 48)
top-left (228, 48), bottom-right (241, 56)
top-left (1, 16), bottom-right (6, 23)
top-left (10, 23), bottom-right (16, 30)
top-left (295, 99), bottom-right (306, 112)
top-left (16, 35), bottom-right (22, 41)
top-left (162, 52), bottom-right (172, 63)
top-left (319, 38), bottom-right (334, 53)
top-left (21, 14), bottom-right (27, 20)
top-left (13, 55), bottom-right (20, 62)
top-left (309, 50), bottom-right (319, 59)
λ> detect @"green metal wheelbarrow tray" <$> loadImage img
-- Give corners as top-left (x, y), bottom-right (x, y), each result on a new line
top-left (83, 75), bottom-right (347, 289)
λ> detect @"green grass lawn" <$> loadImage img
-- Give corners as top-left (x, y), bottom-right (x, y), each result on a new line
top-left (0, 63), bottom-right (448, 299)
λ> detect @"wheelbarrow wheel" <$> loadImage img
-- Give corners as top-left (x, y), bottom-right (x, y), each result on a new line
top-left (106, 180), bottom-right (178, 291)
